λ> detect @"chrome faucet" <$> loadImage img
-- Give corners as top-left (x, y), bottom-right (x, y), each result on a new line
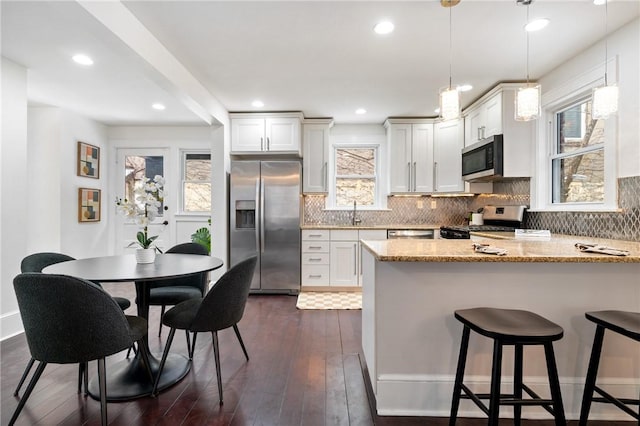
top-left (352, 200), bottom-right (361, 226)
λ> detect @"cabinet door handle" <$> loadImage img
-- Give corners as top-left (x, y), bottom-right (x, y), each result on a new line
top-left (323, 162), bottom-right (328, 191)
top-left (413, 161), bottom-right (417, 191)
top-left (477, 127), bottom-right (482, 141)
top-left (433, 161), bottom-right (438, 191)
top-left (407, 162), bottom-right (411, 191)
top-left (353, 243), bottom-right (357, 276)
top-left (260, 137), bottom-right (264, 151)
top-left (267, 137), bottom-right (270, 150)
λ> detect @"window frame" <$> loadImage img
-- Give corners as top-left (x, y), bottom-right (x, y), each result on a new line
top-left (531, 58), bottom-right (618, 212)
top-left (327, 143), bottom-right (386, 210)
top-left (550, 97), bottom-right (605, 205)
top-left (179, 149), bottom-right (212, 215)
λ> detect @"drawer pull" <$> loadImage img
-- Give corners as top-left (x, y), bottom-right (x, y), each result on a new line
top-left (309, 234), bottom-right (323, 237)
top-left (309, 258), bottom-right (322, 261)
top-left (308, 274), bottom-right (322, 278)
top-left (308, 246), bottom-right (322, 249)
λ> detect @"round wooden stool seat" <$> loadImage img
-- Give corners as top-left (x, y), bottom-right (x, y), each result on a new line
top-left (585, 310), bottom-right (640, 341)
top-left (455, 307), bottom-right (564, 343)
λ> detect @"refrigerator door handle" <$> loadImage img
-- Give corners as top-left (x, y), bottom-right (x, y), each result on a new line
top-left (260, 177), bottom-right (265, 253)
top-left (255, 177), bottom-right (260, 254)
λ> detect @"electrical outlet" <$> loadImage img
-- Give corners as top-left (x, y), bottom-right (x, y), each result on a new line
top-left (430, 200), bottom-right (437, 209)
top-left (416, 200), bottom-right (424, 209)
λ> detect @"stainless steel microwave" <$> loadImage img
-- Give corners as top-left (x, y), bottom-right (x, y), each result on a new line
top-left (461, 134), bottom-right (504, 182)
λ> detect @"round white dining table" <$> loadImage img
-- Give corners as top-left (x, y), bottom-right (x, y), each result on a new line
top-left (43, 253), bottom-right (224, 401)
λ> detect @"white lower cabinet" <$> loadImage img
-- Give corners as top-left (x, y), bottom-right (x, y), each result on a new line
top-left (302, 229), bottom-right (387, 288)
top-left (303, 229), bottom-right (387, 288)
top-left (330, 229), bottom-right (387, 287)
top-left (301, 230), bottom-right (330, 286)
top-left (330, 230), bottom-right (359, 287)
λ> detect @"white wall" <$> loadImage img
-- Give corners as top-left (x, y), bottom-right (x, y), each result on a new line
top-left (27, 108), bottom-right (62, 251)
top-left (540, 18), bottom-right (640, 178)
top-left (1, 58), bottom-right (29, 339)
top-left (59, 111), bottom-right (110, 257)
top-left (26, 108), bottom-right (110, 258)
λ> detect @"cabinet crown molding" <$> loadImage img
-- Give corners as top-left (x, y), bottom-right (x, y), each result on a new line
top-left (462, 82), bottom-right (538, 114)
top-left (384, 117), bottom-right (436, 127)
top-left (229, 111), bottom-right (304, 120)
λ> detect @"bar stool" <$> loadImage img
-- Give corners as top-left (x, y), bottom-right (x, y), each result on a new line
top-left (449, 307), bottom-right (566, 426)
top-left (579, 310), bottom-right (640, 425)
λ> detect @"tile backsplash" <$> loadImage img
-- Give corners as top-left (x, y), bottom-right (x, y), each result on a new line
top-left (302, 175), bottom-right (640, 241)
top-left (526, 176), bottom-right (640, 242)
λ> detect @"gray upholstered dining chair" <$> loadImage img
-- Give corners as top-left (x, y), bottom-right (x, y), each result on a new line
top-left (143, 242), bottom-right (209, 338)
top-left (14, 252), bottom-right (132, 396)
top-left (9, 273), bottom-right (153, 426)
top-left (151, 256), bottom-right (257, 404)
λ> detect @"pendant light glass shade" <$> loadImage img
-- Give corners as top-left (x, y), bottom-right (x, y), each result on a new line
top-left (592, 84), bottom-right (619, 119)
top-left (514, 2), bottom-right (540, 121)
top-left (440, 87), bottom-right (460, 121)
top-left (591, 0), bottom-right (618, 120)
top-left (515, 84), bottom-right (540, 121)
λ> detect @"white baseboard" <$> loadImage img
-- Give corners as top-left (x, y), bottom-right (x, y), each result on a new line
top-left (1, 309), bottom-right (24, 341)
top-left (374, 374), bottom-right (639, 421)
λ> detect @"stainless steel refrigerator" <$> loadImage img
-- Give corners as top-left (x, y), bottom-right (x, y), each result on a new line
top-left (229, 160), bottom-right (301, 294)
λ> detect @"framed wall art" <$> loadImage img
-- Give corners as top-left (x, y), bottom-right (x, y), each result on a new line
top-left (77, 141), bottom-right (100, 178)
top-left (78, 188), bottom-right (101, 222)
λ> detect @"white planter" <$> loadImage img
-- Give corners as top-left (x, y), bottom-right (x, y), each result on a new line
top-left (135, 248), bottom-right (156, 264)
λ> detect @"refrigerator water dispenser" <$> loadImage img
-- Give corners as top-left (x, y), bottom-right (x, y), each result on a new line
top-left (235, 200), bottom-right (255, 229)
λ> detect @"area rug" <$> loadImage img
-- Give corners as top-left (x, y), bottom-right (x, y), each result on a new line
top-left (296, 291), bottom-right (362, 310)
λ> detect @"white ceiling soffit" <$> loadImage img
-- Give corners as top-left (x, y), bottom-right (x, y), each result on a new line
top-left (2, 1), bottom-right (639, 125)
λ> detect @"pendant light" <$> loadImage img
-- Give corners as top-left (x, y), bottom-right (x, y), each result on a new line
top-left (439, 0), bottom-right (460, 121)
top-left (592, 0), bottom-right (618, 119)
top-left (515, 0), bottom-right (540, 121)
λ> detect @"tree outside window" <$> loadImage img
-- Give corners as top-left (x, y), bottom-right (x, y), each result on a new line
top-left (552, 98), bottom-right (604, 204)
top-left (335, 148), bottom-right (376, 207)
top-left (182, 152), bottom-right (211, 212)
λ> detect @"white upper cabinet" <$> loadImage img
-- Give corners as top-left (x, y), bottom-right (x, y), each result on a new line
top-left (386, 120), bottom-right (434, 193)
top-left (302, 119), bottom-right (333, 193)
top-left (230, 112), bottom-right (303, 155)
top-left (465, 92), bottom-right (502, 145)
top-left (433, 119), bottom-right (465, 193)
top-left (462, 83), bottom-right (533, 178)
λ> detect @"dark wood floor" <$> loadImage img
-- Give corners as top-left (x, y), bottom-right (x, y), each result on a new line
top-left (1, 283), bottom-right (633, 425)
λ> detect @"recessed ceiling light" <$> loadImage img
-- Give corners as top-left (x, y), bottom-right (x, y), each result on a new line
top-left (152, 103), bottom-right (166, 110)
top-left (373, 21), bottom-right (394, 35)
top-left (525, 18), bottom-right (550, 32)
top-left (355, 108), bottom-right (367, 115)
top-left (252, 100), bottom-right (264, 108)
top-left (72, 54), bottom-right (93, 66)
top-left (456, 84), bottom-right (473, 92)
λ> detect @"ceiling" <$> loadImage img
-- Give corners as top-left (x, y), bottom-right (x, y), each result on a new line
top-left (2, 0), bottom-right (639, 126)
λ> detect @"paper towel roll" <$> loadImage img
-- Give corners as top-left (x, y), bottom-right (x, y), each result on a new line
top-left (471, 213), bottom-right (484, 226)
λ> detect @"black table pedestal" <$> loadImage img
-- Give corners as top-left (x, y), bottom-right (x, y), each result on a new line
top-left (87, 352), bottom-right (189, 401)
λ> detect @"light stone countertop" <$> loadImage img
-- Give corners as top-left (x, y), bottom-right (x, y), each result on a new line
top-left (360, 234), bottom-right (640, 263)
top-left (300, 224), bottom-right (441, 230)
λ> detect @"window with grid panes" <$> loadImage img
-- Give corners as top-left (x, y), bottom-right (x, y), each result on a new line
top-left (182, 152), bottom-right (211, 212)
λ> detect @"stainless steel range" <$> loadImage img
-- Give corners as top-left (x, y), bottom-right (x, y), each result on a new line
top-left (440, 205), bottom-right (527, 239)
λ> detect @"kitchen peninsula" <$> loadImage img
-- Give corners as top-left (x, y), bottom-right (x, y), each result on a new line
top-left (360, 236), bottom-right (640, 420)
